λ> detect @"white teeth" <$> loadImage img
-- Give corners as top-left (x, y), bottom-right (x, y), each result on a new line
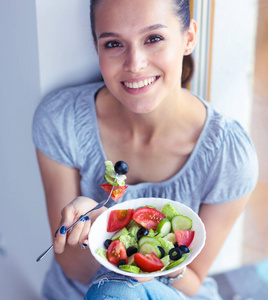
top-left (132, 82), bottom-right (138, 88)
top-left (124, 77), bottom-right (157, 89)
top-left (138, 81), bottom-right (144, 88)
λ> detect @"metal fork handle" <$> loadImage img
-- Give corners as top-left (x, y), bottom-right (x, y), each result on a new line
top-left (36, 199), bottom-right (106, 262)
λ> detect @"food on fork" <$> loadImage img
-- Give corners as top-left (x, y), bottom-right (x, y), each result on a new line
top-left (100, 160), bottom-right (129, 201)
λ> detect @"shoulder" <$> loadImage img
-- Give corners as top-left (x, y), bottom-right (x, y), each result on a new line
top-left (197, 100), bottom-right (259, 203)
top-left (201, 100), bottom-right (255, 157)
top-left (34, 81), bottom-right (105, 118)
top-left (32, 81), bottom-right (105, 167)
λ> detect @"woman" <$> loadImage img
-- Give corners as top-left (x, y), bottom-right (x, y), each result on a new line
top-left (32, 0), bottom-right (258, 299)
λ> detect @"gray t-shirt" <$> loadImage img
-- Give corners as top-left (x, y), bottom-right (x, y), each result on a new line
top-left (32, 81), bottom-right (258, 299)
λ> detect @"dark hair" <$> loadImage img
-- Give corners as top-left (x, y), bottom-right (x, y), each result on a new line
top-left (90, 0), bottom-right (194, 87)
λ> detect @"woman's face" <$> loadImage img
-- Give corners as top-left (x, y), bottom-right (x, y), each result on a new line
top-left (94, 0), bottom-right (194, 114)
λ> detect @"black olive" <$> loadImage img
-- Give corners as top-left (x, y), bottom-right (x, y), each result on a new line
top-left (104, 239), bottom-right (112, 249)
top-left (114, 161), bottom-right (129, 175)
top-left (126, 246), bottom-right (138, 257)
top-left (169, 247), bottom-right (182, 261)
top-left (117, 259), bottom-right (127, 268)
top-left (158, 246), bottom-right (165, 259)
top-left (179, 245), bottom-right (190, 254)
top-left (137, 228), bottom-right (149, 240)
top-left (174, 242), bottom-right (178, 248)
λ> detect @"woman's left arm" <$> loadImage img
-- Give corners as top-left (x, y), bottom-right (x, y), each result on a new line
top-left (169, 194), bottom-right (251, 297)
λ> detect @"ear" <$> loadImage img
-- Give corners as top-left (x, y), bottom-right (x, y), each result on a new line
top-left (95, 43), bottom-right (98, 54)
top-left (184, 19), bottom-right (197, 56)
top-left (92, 32), bottom-right (99, 54)
top-left (94, 39), bottom-right (99, 54)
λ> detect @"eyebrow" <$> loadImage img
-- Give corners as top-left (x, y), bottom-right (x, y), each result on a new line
top-left (98, 23), bottom-right (167, 39)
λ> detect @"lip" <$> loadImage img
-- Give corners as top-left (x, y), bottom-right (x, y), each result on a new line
top-left (121, 76), bottom-right (160, 95)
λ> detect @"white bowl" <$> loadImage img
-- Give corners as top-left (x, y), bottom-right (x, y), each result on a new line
top-left (88, 198), bottom-right (206, 278)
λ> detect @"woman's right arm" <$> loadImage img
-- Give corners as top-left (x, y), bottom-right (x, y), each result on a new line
top-left (36, 149), bottom-right (105, 283)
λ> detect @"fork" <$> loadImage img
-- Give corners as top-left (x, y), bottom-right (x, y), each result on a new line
top-left (36, 185), bottom-right (115, 262)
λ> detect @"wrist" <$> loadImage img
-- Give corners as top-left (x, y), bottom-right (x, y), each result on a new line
top-left (157, 266), bottom-right (186, 285)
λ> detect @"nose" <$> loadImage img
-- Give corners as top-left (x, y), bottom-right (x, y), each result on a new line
top-left (123, 46), bottom-right (148, 73)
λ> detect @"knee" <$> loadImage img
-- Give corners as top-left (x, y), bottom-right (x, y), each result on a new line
top-left (84, 274), bottom-right (140, 300)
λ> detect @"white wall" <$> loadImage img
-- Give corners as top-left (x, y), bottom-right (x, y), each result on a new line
top-left (210, 0), bottom-right (257, 130)
top-left (0, 1), bottom-right (101, 299)
top-left (0, 0), bottom-right (257, 298)
top-left (0, 1), bottom-right (46, 299)
top-left (36, 0), bottom-right (102, 97)
top-left (208, 0), bottom-right (257, 274)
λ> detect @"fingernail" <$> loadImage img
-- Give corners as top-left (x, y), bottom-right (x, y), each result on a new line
top-left (79, 215), bottom-right (85, 222)
top-left (85, 216), bottom-right (90, 221)
top-left (60, 226), bottom-right (66, 235)
top-left (54, 228), bottom-right (59, 237)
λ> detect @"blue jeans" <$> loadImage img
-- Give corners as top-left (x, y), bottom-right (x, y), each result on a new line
top-left (84, 272), bottom-right (222, 300)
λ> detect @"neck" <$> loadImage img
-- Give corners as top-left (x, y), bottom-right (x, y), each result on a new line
top-left (96, 86), bottom-right (199, 145)
top-left (118, 88), bottom-right (189, 142)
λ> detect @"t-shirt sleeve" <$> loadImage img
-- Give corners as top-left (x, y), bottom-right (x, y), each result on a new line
top-left (201, 120), bottom-right (259, 204)
top-left (32, 89), bottom-right (80, 168)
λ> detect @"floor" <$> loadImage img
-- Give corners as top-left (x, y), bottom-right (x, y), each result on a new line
top-left (212, 260), bottom-right (268, 300)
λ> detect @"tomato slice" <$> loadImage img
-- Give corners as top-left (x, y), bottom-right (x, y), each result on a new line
top-left (132, 207), bottom-right (166, 231)
top-left (107, 240), bottom-right (127, 265)
top-left (100, 183), bottom-right (128, 201)
top-left (174, 230), bottom-right (195, 247)
top-left (134, 253), bottom-right (164, 272)
top-left (107, 209), bottom-right (134, 232)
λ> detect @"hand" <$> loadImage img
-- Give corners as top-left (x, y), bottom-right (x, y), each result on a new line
top-left (131, 276), bottom-right (154, 283)
top-left (167, 267), bottom-right (185, 279)
top-left (53, 196), bottom-right (107, 254)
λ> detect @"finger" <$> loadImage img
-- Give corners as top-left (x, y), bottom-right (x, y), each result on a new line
top-left (53, 205), bottom-right (74, 253)
top-left (131, 276), bottom-right (154, 283)
top-left (79, 216), bottom-right (91, 247)
top-left (54, 225), bottom-right (68, 254)
top-left (67, 215), bottom-right (87, 247)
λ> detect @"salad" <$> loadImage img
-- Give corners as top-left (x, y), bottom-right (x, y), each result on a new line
top-left (97, 203), bottom-right (195, 274)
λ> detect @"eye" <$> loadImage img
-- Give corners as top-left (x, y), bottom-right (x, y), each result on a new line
top-left (145, 35), bottom-right (164, 44)
top-left (104, 40), bottom-right (123, 48)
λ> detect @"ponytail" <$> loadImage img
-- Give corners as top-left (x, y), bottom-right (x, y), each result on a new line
top-left (182, 53), bottom-right (194, 88)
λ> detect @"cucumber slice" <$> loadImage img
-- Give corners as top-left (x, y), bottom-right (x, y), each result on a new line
top-left (138, 236), bottom-right (161, 247)
top-left (166, 255), bottom-right (186, 270)
top-left (139, 242), bottom-right (162, 258)
top-left (104, 174), bottom-right (126, 186)
top-left (119, 265), bottom-right (140, 274)
top-left (104, 174), bottom-right (119, 186)
top-left (127, 254), bottom-right (136, 266)
top-left (171, 215), bottom-right (192, 231)
top-left (164, 233), bottom-right (177, 244)
top-left (161, 204), bottom-right (179, 221)
top-left (156, 218), bottom-right (171, 236)
top-left (111, 227), bottom-right (129, 241)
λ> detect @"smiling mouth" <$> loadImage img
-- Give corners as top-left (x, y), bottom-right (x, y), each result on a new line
top-left (122, 76), bottom-right (159, 89)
